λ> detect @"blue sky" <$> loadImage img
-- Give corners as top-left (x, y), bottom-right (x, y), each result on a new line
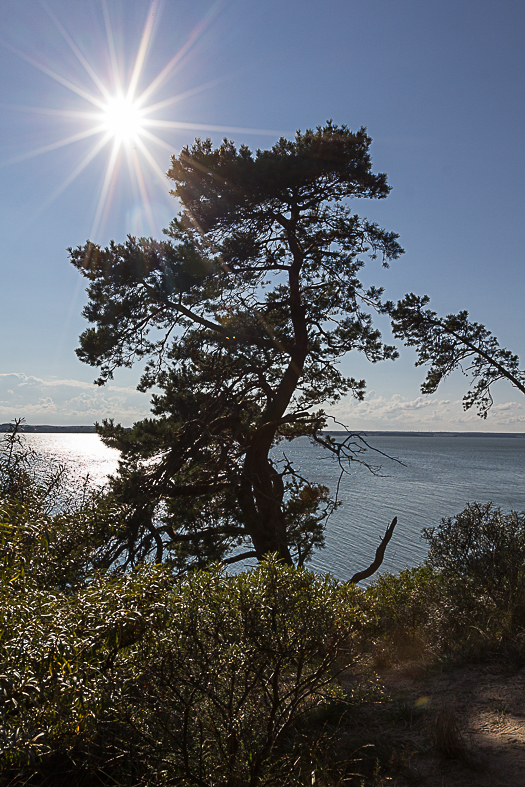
top-left (1, 0), bottom-right (524, 430)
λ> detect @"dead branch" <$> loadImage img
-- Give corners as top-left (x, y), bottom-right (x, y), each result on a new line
top-left (349, 516), bottom-right (398, 584)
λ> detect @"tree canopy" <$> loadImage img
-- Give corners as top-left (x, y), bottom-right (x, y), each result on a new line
top-left (70, 122), bottom-right (403, 571)
top-left (390, 294), bottom-right (525, 418)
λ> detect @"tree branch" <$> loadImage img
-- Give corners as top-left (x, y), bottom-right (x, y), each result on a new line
top-left (349, 516), bottom-right (397, 584)
top-left (160, 525), bottom-right (247, 543)
top-left (222, 550), bottom-right (258, 565)
top-left (439, 323), bottom-right (525, 397)
top-left (144, 283), bottom-right (227, 335)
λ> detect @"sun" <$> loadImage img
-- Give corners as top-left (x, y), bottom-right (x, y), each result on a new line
top-left (2, 1), bottom-right (282, 241)
top-left (101, 95), bottom-right (145, 146)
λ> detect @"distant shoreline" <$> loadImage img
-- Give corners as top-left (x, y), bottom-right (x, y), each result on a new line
top-left (0, 424), bottom-right (96, 433)
top-left (1, 424), bottom-right (524, 437)
top-left (344, 430), bottom-right (525, 438)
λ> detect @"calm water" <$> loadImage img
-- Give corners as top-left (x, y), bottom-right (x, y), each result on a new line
top-left (277, 433), bottom-right (525, 580)
top-left (17, 432), bottom-right (525, 581)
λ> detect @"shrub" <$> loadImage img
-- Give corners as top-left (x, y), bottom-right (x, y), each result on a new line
top-left (116, 560), bottom-right (368, 786)
top-left (0, 560), bottom-right (173, 785)
top-left (365, 566), bottom-right (440, 661)
top-left (0, 424), bottom-right (372, 785)
top-left (0, 555), bottom-right (368, 786)
top-left (423, 502), bottom-right (525, 645)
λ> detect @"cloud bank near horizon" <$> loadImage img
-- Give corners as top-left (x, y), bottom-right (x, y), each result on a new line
top-left (0, 374), bottom-right (523, 431)
top-left (330, 391), bottom-right (525, 431)
top-left (0, 373), bottom-right (151, 426)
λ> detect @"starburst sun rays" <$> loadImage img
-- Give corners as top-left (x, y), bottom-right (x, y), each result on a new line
top-left (2, 0), bottom-right (281, 240)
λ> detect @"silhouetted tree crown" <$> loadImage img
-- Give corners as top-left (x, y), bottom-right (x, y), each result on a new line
top-left (70, 122), bottom-right (403, 571)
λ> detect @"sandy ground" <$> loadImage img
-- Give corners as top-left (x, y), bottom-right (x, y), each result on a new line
top-left (366, 659), bottom-right (525, 786)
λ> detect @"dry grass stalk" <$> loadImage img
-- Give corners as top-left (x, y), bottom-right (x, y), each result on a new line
top-left (432, 703), bottom-right (466, 759)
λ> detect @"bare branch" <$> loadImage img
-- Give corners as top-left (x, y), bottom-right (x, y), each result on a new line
top-left (349, 517), bottom-right (398, 584)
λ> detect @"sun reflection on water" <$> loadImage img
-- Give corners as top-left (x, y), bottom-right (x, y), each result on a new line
top-left (23, 432), bottom-right (120, 488)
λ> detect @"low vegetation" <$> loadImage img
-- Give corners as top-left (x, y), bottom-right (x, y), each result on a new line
top-left (1, 426), bottom-right (524, 786)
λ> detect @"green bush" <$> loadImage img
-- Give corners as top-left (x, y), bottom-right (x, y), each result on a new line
top-left (121, 561), bottom-right (367, 786)
top-left (0, 560), bottom-right (173, 784)
top-left (1, 425), bottom-right (372, 785)
top-left (365, 565), bottom-right (440, 661)
top-left (0, 554), bottom-right (368, 786)
top-left (423, 502), bottom-right (525, 641)
top-left (365, 503), bottom-right (525, 660)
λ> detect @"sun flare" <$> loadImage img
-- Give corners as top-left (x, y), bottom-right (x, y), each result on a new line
top-left (3, 1), bottom-right (282, 241)
top-left (101, 95), bottom-right (144, 145)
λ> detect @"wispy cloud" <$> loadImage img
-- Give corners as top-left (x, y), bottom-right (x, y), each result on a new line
top-left (0, 373), bottom-right (150, 425)
top-left (330, 392), bottom-right (525, 431)
top-left (1, 374), bottom-right (523, 432)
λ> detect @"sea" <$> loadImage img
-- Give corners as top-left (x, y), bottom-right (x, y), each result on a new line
top-left (12, 431), bottom-right (525, 582)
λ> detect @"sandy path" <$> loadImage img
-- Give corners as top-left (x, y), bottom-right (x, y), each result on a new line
top-left (377, 661), bottom-right (525, 785)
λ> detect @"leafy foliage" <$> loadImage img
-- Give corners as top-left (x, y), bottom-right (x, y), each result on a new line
top-left (0, 548), bottom-right (367, 785)
top-left (119, 560), bottom-right (367, 786)
top-left (1, 431), bottom-right (370, 785)
top-left (365, 504), bottom-right (525, 660)
top-left (70, 123), bottom-right (403, 570)
top-left (390, 293), bottom-right (525, 418)
top-left (0, 563), bottom-right (173, 784)
top-left (366, 566), bottom-right (439, 638)
top-left (423, 502), bottom-right (525, 636)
